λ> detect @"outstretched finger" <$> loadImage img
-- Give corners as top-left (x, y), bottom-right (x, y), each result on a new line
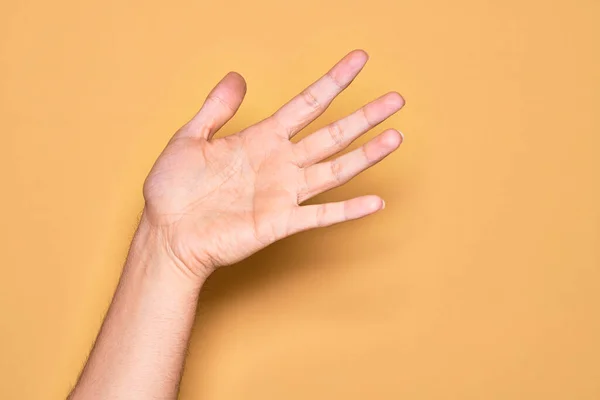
top-left (295, 91), bottom-right (404, 167)
top-left (297, 129), bottom-right (402, 203)
top-left (288, 195), bottom-right (384, 234)
top-left (175, 72), bottom-right (247, 141)
top-left (269, 50), bottom-right (369, 139)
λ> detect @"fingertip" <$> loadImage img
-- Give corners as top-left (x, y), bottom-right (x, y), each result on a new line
top-left (381, 129), bottom-right (403, 149)
top-left (364, 194), bottom-right (384, 213)
top-left (352, 48), bottom-right (369, 60)
top-left (209, 71), bottom-right (247, 107)
top-left (343, 195), bottom-right (382, 220)
top-left (224, 71), bottom-right (247, 93)
top-left (225, 70), bottom-right (244, 80)
top-left (347, 49), bottom-right (369, 68)
top-left (387, 91), bottom-right (405, 108)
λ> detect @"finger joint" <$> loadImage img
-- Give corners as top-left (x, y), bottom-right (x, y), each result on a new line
top-left (326, 71), bottom-right (345, 90)
top-left (301, 88), bottom-right (322, 112)
top-left (330, 159), bottom-right (344, 185)
top-left (327, 121), bottom-right (345, 148)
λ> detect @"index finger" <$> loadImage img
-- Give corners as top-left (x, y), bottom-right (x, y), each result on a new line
top-left (269, 50), bottom-right (369, 139)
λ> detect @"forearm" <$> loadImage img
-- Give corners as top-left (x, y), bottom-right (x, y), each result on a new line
top-left (69, 211), bottom-right (206, 399)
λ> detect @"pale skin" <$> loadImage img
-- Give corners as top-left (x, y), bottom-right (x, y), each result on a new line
top-left (68, 50), bottom-right (405, 399)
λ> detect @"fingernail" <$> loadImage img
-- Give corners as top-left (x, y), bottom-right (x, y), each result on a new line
top-left (399, 131), bottom-right (404, 143)
top-left (381, 199), bottom-right (386, 210)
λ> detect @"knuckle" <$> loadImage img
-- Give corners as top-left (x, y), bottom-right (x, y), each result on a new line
top-left (207, 94), bottom-right (233, 112)
top-left (296, 169), bottom-right (310, 204)
top-left (316, 204), bottom-right (328, 227)
top-left (301, 88), bottom-right (322, 111)
top-left (330, 159), bottom-right (344, 184)
top-left (361, 144), bottom-right (370, 163)
top-left (269, 114), bottom-right (293, 137)
top-left (327, 121), bottom-right (345, 148)
top-left (294, 139), bottom-right (311, 168)
top-left (326, 71), bottom-right (344, 90)
top-left (360, 107), bottom-right (374, 126)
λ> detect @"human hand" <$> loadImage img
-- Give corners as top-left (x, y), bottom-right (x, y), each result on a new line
top-left (142, 50), bottom-right (405, 280)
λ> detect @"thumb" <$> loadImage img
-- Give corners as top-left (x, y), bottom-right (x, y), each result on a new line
top-left (176, 71), bottom-right (247, 140)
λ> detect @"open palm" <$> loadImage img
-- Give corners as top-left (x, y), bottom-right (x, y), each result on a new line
top-left (142, 50), bottom-right (405, 277)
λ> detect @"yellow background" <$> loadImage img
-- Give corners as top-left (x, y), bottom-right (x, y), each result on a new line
top-left (1, 0), bottom-right (599, 398)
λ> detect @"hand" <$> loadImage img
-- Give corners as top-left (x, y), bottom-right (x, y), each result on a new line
top-left (142, 50), bottom-right (405, 279)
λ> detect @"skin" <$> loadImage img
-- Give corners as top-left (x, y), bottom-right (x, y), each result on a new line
top-left (69, 50), bottom-right (405, 399)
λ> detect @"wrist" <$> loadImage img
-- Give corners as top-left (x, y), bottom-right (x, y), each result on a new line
top-left (127, 210), bottom-right (211, 290)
